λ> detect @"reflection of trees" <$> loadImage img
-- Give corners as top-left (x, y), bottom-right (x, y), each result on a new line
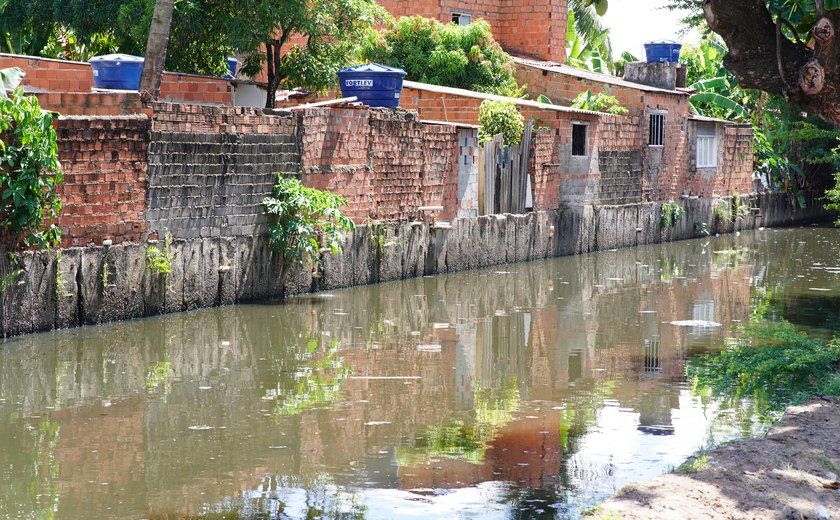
top-left (396, 378), bottom-right (521, 466)
top-left (268, 340), bottom-right (352, 418)
top-left (0, 417), bottom-right (61, 519)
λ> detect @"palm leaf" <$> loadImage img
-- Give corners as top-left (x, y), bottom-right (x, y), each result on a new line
top-left (690, 92), bottom-right (750, 119)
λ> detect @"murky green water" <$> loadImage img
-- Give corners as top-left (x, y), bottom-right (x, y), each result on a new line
top-left (1, 227), bottom-right (839, 520)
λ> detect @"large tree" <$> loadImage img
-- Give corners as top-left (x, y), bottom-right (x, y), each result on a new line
top-left (232, 0), bottom-right (386, 108)
top-left (699, 0), bottom-right (840, 127)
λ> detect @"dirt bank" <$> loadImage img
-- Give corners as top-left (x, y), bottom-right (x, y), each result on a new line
top-left (593, 397), bottom-right (840, 519)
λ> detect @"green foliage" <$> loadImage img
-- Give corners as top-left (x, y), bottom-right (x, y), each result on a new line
top-left (827, 173), bottom-right (840, 225)
top-left (0, 86), bottom-right (63, 249)
top-left (145, 232), bottom-right (174, 277)
top-left (0, 67), bottom-right (24, 98)
top-left (145, 360), bottom-right (174, 391)
top-left (360, 16), bottom-right (522, 97)
top-left (366, 218), bottom-right (388, 258)
top-left (676, 454), bottom-right (709, 474)
top-left (273, 339), bottom-right (351, 417)
top-left (660, 201), bottom-right (684, 229)
top-left (680, 33), bottom-right (840, 201)
top-left (566, 2), bottom-right (614, 74)
top-left (694, 220), bottom-right (710, 236)
top-left (478, 100), bottom-right (524, 146)
top-left (54, 249), bottom-right (68, 299)
top-left (687, 321), bottom-right (840, 412)
top-left (714, 194), bottom-right (749, 225)
top-left (234, 0), bottom-right (387, 105)
top-left (263, 175), bottom-right (355, 273)
top-left (571, 90), bottom-right (629, 115)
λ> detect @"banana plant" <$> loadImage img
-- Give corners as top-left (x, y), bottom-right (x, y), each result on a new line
top-left (565, 8), bottom-right (614, 75)
top-left (683, 37), bottom-right (750, 121)
top-left (0, 67), bottom-right (24, 98)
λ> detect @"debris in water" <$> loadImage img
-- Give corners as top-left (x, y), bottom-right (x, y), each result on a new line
top-left (364, 421), bottom-right (391, 426)
top-left (809, 288), bottom-right (831, 292)
top-left (188, 425), bottom-right (214, 431)
top-left (670, 320), bottom-right (722, 328)
top-left (417, 344), bottom-right (442, 352)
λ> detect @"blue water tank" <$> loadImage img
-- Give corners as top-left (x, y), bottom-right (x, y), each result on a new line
top-left (644, 40), bottom-right (682, 63)
top-left (337, 63), bottom-right (406, 108)
top-left (89, 54), bottom-right (145, 90)
top-left (226, 57), bottom-right (239, 79)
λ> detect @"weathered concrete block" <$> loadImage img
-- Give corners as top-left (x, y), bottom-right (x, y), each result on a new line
top-left (217, 238), bottom-right (237, 305)
top-left (55, 248), bottom-right (82, 330)
top-left (233, 235), bottom-right (255, 302)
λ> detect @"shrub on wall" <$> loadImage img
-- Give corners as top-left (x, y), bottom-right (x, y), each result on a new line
top-left (478, 100), bottom-right (524, 146)
top-left (263, 175), bottom-right (355, 288)
top-left (360, 16), bottom-right (524, 97)
top-left (0, 68), bottom-right (62, 249)
top-left (570, 90), bottom-right (629, 115)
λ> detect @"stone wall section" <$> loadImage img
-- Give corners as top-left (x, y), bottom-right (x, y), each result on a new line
top-left (2, 193), bottom-right (825, 338)
top-left (55, 115), bottom-right (150, 247)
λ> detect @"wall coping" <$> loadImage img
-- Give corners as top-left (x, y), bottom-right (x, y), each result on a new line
top-left (403, 80), bottom-right (604, 117)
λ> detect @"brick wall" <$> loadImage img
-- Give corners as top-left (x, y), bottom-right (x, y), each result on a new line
top-left (515, 62), bottom-right (651, 113)
top-left (530, 130), bottom-right (562, 211)
top-left (55, 116), bottom-right (150, 247)
top-left (2, 53), bottom-right (233, 106)
top-left (299, 107), bottom-right (460, 222)
top-left (685, 121), bottom-right (754, 197)
top-left (598, 115), bottom-right (644, 205)
top-left (146, 103), bottom-right (299, 239)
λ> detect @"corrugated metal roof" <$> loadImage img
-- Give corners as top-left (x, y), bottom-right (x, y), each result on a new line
top-left (403, 80), bottom-right (604, 116)
top-left (512, 56), bottom-right (690, 96)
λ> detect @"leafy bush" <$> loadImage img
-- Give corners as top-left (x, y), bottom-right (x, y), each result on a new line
top-left (145, 232), bottom-right (174, 277)
top-left (571, 90), bottom-right (629, 115)
top-left (659, 201), bottom-right (684, 229)
top-left (714, 194), bottom-right (749, 225)
top-left (478, 100), bottom-right (524, 146)
top-left (263, 175), bottom-right (355, 277)
top-left (827, 173), bottom-right (840, 225)
top-left (0, 78), bottom-right (62, 249)
top-left (360, 16), bottom-right (523, 97)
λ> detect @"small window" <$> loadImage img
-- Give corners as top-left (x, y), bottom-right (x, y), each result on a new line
top-left (572, 123), bottom-right (587, 156)
top-left (696, 124), bottom-right (718, 167)
top-left (649, 112), bottom-right (665, 146)
top-left (452, 12), bottom-right (472, 25)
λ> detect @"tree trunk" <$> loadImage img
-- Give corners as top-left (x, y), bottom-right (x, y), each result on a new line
top-left (703, 0), bottom-right (840, 126)
top-left (264, 39), bottom-right (283, 109)
top-left (139, 0), bottom-right (176, 100)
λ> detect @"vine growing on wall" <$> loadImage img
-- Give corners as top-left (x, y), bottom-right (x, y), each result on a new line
top-left (660, 202), bottom-right (684, 229)
top-left (0, 69), bottom-right (63, 249)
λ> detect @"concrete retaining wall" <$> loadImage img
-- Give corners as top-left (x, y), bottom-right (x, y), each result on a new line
top-left (0, 192), bottom-right (827, 338)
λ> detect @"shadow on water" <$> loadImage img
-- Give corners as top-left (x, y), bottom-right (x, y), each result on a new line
top-left (0, 227), bottom-right (838, 519)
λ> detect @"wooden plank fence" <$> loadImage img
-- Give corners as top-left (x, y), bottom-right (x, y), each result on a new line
top-left (480, 121), bottom-right (533, 215)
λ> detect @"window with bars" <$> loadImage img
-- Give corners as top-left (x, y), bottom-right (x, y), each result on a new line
top-left (696, 124), bottom-right (718, 167)
top-left (649, 112), bottom-right (665, 146)
top-left (452, 12), bottom-right (472, 25)
top-left (572, 123), bottom-right (587, 156)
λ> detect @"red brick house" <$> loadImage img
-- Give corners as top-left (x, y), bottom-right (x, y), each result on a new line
top-left (377, 0), bottom-right (569, 64)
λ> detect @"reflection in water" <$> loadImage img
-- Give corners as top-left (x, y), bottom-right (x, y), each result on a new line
top-left (0, 227), bottom-right (838, 519)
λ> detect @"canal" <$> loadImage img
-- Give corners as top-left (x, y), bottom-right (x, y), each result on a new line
top-left (1, 226), bottom-right (839, 519)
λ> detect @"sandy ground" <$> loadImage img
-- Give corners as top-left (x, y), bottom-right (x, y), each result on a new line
top-left (593, 397), bottom-right (840, 520)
